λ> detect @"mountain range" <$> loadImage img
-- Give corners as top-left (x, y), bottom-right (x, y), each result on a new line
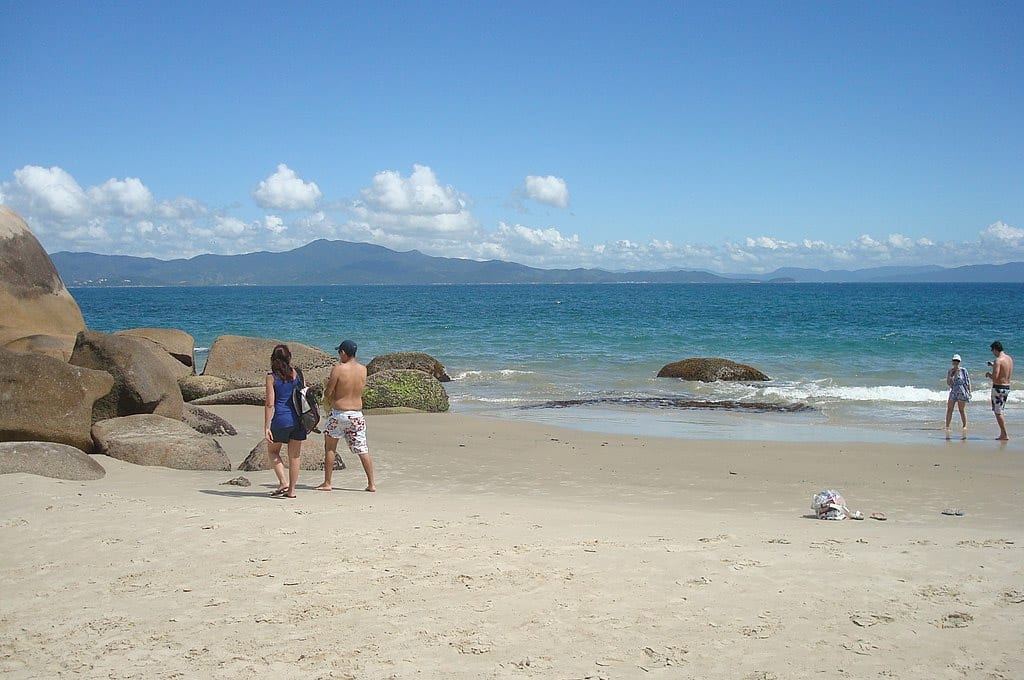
top-left (49, 240), bottom-right (1024, 286)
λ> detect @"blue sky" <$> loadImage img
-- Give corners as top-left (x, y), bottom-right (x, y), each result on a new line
top-left (2, 1), bottom-right (1022, 273)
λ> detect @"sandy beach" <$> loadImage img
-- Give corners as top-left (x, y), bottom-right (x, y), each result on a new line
top-left (2, 406), bottom-right (1022, 679)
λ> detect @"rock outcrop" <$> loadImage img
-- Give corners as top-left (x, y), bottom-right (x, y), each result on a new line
top-left (92, 414), bottom-right (231, 470)
top-left (238, 438), bottom-right (346, 472)
top-left (0, 347), bottom-right (114, 451)
top-left (4, 333), bottom-right (77, 361)
top-left (70, 330), bottom-right (185, 420)
top-left (0, 206), bottom-right (87, 355)
top-left (657, 358), bottom-right (770, 382)
top-left (115, 327), bottom-right (195, 373)
top-left (0, 441), bottom-right (106, 480)
top-left (190, 387), bottom-right (266, 406)
top-left (182, 404), bottom-right (238, 436)
top-left (363, 369), bottom-right (449, 412)
top-left (178, 374), bottom-right (240, 402)
top-left (366, 351), bottom-right (451, 382)
top-left (203, 335), bottom-right (333, 387)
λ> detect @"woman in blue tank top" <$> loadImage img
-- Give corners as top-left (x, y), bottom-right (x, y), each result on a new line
top-left (264, 344), bottom-right (306, 498)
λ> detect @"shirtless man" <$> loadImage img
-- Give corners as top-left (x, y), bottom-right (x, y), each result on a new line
top-left (984, 341), bottom-right (1014, 441)
top-left (315, 339), bottom-right (376, 491)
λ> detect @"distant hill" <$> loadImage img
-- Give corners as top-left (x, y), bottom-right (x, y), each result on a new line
top-left (50, 239), bottom-right (741, 286)
top-left (49, 240), bottom-right (1024, 286)
top-left (752, 262), bottom-right (1024, 283)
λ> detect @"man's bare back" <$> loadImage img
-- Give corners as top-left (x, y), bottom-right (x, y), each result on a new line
top-left (326, 359), bottom-right (366, 411)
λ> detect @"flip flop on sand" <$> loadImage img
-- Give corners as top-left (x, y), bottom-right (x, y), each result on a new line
top-left (869, 512), bottom-right (887, 521)
top-left (269, 487), bottom-right (288, 497)
top-left (942, 508), bottom-right (964, 516)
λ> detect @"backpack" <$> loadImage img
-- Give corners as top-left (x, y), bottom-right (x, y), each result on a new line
top-left (291, 368), bottom-right (321, 433)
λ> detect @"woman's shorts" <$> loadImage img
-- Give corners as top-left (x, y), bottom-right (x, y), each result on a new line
top-left (270, 424), bottom-right (307, 443)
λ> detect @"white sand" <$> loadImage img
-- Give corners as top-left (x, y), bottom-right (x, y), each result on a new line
top-left (1, 406), bottom-right (1022, 679)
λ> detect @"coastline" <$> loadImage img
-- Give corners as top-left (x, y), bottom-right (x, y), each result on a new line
top-left (464, 400), bottom-right (1024, 450)
top-left (2, 406), bottom-right (1022, 678)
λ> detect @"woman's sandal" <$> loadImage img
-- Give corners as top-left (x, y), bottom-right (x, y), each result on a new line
top-left (270, 487), bottom-right (288, 497)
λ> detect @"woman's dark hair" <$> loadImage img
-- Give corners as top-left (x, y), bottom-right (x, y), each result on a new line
top-left (271, 344), bottom-right (293, 381)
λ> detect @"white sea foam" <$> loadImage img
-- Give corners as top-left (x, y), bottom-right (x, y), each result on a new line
top-left (452, 369), bottom-right (535, 381)
top-left (763, 383), bottom-right (946, 403)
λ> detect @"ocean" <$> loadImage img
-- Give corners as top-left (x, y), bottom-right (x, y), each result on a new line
top-left (71, 283), bottom-right (1024, 447)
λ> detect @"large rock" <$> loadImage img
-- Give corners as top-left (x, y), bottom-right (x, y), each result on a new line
top-left (238, 438), bottom-right (346, 472)
top-left (203, 335), bottom-right (334, 387)
top-left (4, 333), bottom-right (76, 361)
top-left (0, 347), bottom-right (114, 451)
top-left (92, 414), bottom-right (231, 470)
top-left (0, 206), bottom-right (86, 353)
top-left (363, 369), bottom-right (449, 412)
top-left (115, 327), bottom-right (195, 373)
top-left (366, 351), bottom-right (452, 382)
top-left (0, 441), bottom-right (106, 480)
top-left (182, 404), bottom-right (238, 436)
top-left (179, 374), bottom-right (240, 402)
top-left (190, 387), bottom-right (266, 406)
top-left (70, 330), bottom-right (185, 420)
top-left (657, 358), bottom-right (770, 382)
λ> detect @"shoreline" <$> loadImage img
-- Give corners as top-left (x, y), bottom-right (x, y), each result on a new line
top-left (2, 406), bottom-right (1022, 678)
top-left (460, 401), bottom-right (1024, 449)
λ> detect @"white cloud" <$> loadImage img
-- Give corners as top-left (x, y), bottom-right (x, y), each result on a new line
top-left (359, 164), bottom-right (465, 216)
top-left (213, 216), bottom-right (249, 237)
top-left (351, 164), bottom-right (477, 236)
top-left (979, 220), bottom-right (1024, 246)
top-left (4, 165), bottom-right (90, 222)
top-left (253, 164), bottom-right (322, 210)
top-left (263, 215), bottom-right (286, 234)
top-left (87, 177), bottom-right (154, 217)
top-left (522, 175), bottom-right (569, 209)
top-left (495, 222), bottom-right (582, 254)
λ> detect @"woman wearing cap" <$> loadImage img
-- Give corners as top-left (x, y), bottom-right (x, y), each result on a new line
top-left (945, 354), bottom-right (971, 439)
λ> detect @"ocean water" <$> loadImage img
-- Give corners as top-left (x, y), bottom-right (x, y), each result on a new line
top-left (71, 283), bottom-right (1024, 447)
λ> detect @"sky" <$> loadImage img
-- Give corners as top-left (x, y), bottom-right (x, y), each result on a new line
top-left (1, 1), bottom-right (1022, 274)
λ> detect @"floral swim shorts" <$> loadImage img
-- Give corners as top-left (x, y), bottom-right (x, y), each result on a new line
top-left (324, 409), bottom-right (368, 454)
top-left (991, 386), bottom-right (1010, 415)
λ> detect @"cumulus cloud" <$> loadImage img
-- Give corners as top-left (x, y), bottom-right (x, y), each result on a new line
top-left (263, 215), bottom-right (286, 234)
top-left (350, 164), bottom-right (477, 236)
top-left (3, 165), bottom-right (90, 221)
top-left (980, 220), bottom-right (1024, 246)
top-left (522, 175), bottom-right (569, 209)
top-left (253, 164), bottom-right (322, 210)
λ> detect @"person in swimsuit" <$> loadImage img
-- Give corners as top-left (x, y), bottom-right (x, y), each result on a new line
top-left (944, 353), bottom-right (971, 439)
top-left (315, 339), bottom-right (376, 492)
top-left (984, 341), bottom-right (1014, 441)
top-left (264, 344), bottom-right (306, 498)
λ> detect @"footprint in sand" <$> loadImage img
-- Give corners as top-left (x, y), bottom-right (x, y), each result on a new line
top-left (698, 534), bottom-right (731, 543)
top-left (841, 638), bottom-right (880, 655)
top-left (850, 612), bottom-right (895, 627)
top-left (957, 538), bottom-right (1015, 548)
top-left (640, 645), bottom-right (687, 668)
top-left (1001, 590), bottom-right (1024, 604)
top-left (917, 584), bottom-right (962, 601)
top-left (939, 611), bottom-right (973, 628)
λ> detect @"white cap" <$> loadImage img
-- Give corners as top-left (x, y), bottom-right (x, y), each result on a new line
top-left (952, 354), bottom-right (962, 361)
